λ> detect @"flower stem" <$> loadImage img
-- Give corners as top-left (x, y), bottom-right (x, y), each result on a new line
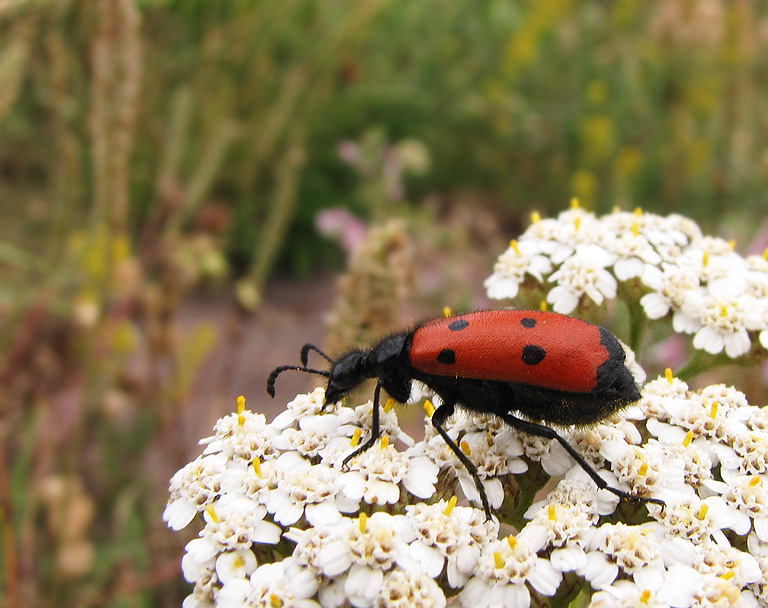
top-left (675, 349), bottom-right (733, 382)
top-left (626, 299), bottom-right (648, 358)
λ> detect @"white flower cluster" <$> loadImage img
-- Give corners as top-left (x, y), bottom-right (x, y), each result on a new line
top-left (485, 204), bottom-right (768, 359)
top-left (165, 373), bottom-right (768, 608)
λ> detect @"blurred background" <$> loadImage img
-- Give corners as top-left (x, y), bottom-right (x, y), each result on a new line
top-left (1, 0), bottom-right (767, 605)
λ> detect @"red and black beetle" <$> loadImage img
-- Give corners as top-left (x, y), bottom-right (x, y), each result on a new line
top-left (267, 309), bottom-right (663, 518)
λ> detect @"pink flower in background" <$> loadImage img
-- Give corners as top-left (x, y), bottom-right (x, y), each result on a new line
top-left (337, 141), bottom-right (361, 167)
top-left (315, 207), bottom-right (367, 255)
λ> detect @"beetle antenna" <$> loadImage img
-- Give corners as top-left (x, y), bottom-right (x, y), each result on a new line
top-left (266, 365), bottom-right (330, 398)
top-left (300, 343), bottom-right (334, 367)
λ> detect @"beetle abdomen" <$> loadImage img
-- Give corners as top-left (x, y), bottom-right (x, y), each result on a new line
top-left (409, 310), bottom-right (612, 393)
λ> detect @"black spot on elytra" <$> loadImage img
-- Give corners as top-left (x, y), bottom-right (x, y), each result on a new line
top-left (521, 317), bottom-right (537, 328)
top-left (522, 344), bottom-right (546, 365)
top-left (448, 319), bottom-right (469, 331)
top-left (437, 349), bottom-right (456, 365)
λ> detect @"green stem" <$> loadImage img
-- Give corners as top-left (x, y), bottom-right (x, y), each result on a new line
top-left (548, 572), bottom-right (588, 608)
top-left (675, 349), bottom-right (733, 382)
top-left (626, 299), bottom-right (648, 358)
top-left (498, 460), bottom-right (548, 531)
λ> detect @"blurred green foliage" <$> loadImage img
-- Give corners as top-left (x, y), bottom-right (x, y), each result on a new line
top-left (2, 0), bottom-right (767, 282)
top-left (1, 0), bottom-right (767, 605)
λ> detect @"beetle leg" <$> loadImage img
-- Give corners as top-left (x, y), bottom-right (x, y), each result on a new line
top-left (342, 381), bottom-right (383, 470)
top-left (499, 412), bottom-right (664, 507)
top-left (431, 400), bottom-right (493, 520)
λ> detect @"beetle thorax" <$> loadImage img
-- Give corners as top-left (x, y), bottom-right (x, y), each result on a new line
top-left (367, 334), bottom-right (408, 375)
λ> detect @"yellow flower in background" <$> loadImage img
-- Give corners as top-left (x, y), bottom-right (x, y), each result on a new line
top-left (685, 137), bottom-right (711, 177)
top-left (616, 146), bottom-right (643, 186)
top-left (111, 319), bottom-right (139, 354)
top-left (684, 80), bottom-right (719, 116)
top-left (581, 115), bottom-right (615, 165)
top-left (502, 0), bottom-right (573, 77)
top-left (570, 170), bottom-right (597, 208)
top-left (586, 80), bottom-right (608, 105)
top-left (67, 228), bottom-right (134, 283)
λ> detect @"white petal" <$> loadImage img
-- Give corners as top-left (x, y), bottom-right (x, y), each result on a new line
top-left (305, 501), bottom-right (342, 527)
top-left (754, 515), bottom-right (768, 542)
top-left (549, 243), bottom-right (575, 265)
top-left (584, 284), bottom-right (605, 306)
top-left (334, 491), bottom-right (361, 514)
top-left (409, 540), bottom-right (445, 578)
top-left (672, 312), bottom-right (702, 334)
top-left (403, 457), bottom-right (439, 498)
top-left (317, 539), bottom-right (352, 578)
top-left (336, 471), bottom-right (366, 501)
top-left (448, 544), bottom-right (480, 588)
top-left (541, 441), bottom-right (573, 477)
top-left (486, 276), bottom-right (520, 300)
top-left (724, 329), bottom-right (751, 358)
top-left (216, 549), bottom-right (258, 584)
top-left (693, 327), bottom-right (724, 355)
top-left (275, 450), bottom-right (311, 471)
top-left (363, 479), bottom-right (400, 505)
top-left (507, 458), bottom-right (528, 474)
top-left (737, 551), bottom-right (763, 584)
top-left (185, 537), bottom-right (218, 563)
top-left (659, 537), bottom-right (696, 568)
top-left (344, 564), bottom-right (383, 608)
top-left (318, 578), bottom-right (347, 608)
top-left (646, 419), bottom-right (686, 444)
top-left (711, 444), bottom-right (740, 471)
top-left (271, 498), bottom-right (303, 526)
top-left (657, 564), bottom-right (699, 607)
top-left (760, 329), bottom-right (768, 349)
top-left (484, 477), bottom-right (505, 509)
top-left (280, 558), bottom-right (320, 598)
top-left (632, 561), bottom-right (664, 592)
top-left (458, 578), bottom-right (491, 608)
top-left (614, 258), bottom-right (644, 281)
top-left (579, 552), bottom-right (618, 589)
top-left (505, 582), bottom-right (531, 608)
top-left (163, 498), bottom-right (198, 531)
top-left (547, 286), bottom-right (579, 315)
top-left (701, 478), bottom-right (729, 495)
top-left (596, 272), bottom-right (618, 299)
top-left (599, 439), bottom-right (631, 463)
top-left (181, 551), bottom-right (210, 584)
top-left (641, 265), bottom-right (664, 289)
top-left (271, 409), bottom-right (298, 430)
top-left (457, 472), bottom-right (481, 504)
top-left (640, 293), bottom-right (670, 320)
top-left (217, 578), bottom-right (252, 606)
top-left (253, 519), bottom-right (282, 544)
top-left (730, 508), bottom-right (753, 536)
top-left (739, 591), bottom-right (761, 608)
top-left (516, 524), bottom-right (548, 553)
top-left (576, 244), bottom-right (615, 267)
top-left (549, 546), bottom-right (587, 572)
top-left (488, 583), bottom-right (510, 608)
top-left (528, 558), bottom-right (562, 596)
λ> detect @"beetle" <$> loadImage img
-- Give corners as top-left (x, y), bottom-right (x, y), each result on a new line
top-left (267, 309), bottom-right (664, 518)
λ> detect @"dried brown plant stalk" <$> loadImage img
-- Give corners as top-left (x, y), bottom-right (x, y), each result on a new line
top-left (89, 0), bottom-right (142, 236)
top-left (324, 219), bottom-right (415, 356)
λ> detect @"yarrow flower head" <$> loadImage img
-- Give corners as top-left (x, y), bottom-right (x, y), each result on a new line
top-left (167, 206), bottom-right (768, 607)
top-left (486, 204), bottom-right (768, 362)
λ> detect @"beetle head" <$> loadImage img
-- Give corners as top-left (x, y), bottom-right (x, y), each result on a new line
top-left (325, 350), bottom-right (369, 404)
